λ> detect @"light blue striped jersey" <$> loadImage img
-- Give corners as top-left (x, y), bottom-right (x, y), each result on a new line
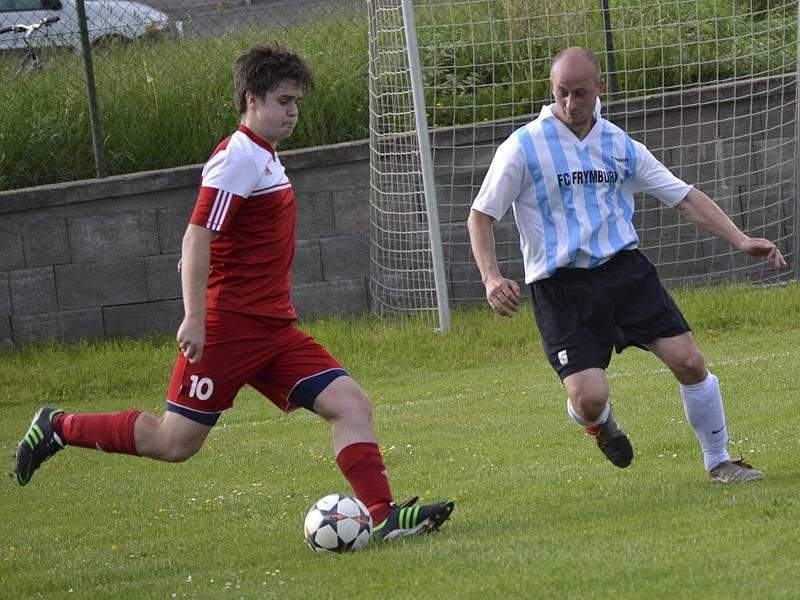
top-left (472, 103), bottom-right (691, 283)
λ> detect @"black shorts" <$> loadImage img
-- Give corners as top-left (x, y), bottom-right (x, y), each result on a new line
top-left (529, 249), bottom-right (690, 380)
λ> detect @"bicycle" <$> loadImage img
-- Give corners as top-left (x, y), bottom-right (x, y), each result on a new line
top-left (0, 16), bottom-right (60, 79)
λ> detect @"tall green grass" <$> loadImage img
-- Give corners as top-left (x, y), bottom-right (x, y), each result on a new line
top-left (0, 15), bottom-right (370, 191)
top-left (1, 283), bottom-right (799, 598)
top-left (0, 0), bottom-right (796, 190)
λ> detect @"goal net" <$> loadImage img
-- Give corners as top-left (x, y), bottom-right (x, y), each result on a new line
top-left (367, 0), bottom-right (799, 326)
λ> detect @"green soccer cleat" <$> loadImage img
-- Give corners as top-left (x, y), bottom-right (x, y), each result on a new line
top-left (585, 407), bottom-right (633, 468)
top-left (16, 407), bottom-right (65, 486)
top-left (709, 459), bottom-right (763, 483)
top-left (371, 497), bottom-right (455, 541)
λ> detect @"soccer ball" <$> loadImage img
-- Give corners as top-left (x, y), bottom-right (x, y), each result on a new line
top-left (304, 493), bottom-right (372, 554)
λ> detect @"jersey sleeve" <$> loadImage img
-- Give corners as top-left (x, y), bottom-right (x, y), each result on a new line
top-left (191, 146), bottom-right (260, 232)
top-left (632, 140), bottom-right (692, 207)
top-left (471, 136), bottom-right (527, 221)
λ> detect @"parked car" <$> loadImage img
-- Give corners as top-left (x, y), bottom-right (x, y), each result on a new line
top-left (0, 0), bottom-right (181, 50)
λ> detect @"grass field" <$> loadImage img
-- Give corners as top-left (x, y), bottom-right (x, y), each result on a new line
top-left (1, 283), bottom-right (799, 599)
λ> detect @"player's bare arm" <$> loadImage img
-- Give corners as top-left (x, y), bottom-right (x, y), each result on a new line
top-left (676, 187), bottom-right (787, 268)
top-left (467, 209), bottom-right (521, 317)
top-left (177, 224), bottom-right (216, 362)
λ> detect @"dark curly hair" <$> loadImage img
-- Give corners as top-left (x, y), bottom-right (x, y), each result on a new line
top-left (233, 43), bottom-right (315, 114)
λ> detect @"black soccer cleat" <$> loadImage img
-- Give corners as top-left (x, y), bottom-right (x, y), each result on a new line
top-left (585, 408), bottom-right (633, 468)
top-left (371, 497), bottom-right (455, 541)
top-left (16, 406), bottom-right (65, 486)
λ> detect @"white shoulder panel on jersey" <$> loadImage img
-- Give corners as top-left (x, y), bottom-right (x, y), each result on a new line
top-left (631, 140), bottom-right (692, 207)
top-left (201, 139), bottom-right (261, 198)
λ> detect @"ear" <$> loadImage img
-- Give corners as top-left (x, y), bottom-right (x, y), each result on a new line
top-left (597, 79), bottom-right (606, 95)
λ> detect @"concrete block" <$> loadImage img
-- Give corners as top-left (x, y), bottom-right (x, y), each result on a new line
top-left (291, 161), bottom-right (369, 197)
top-left (296, 192), bottom-right (335, 239)
top-left (440, 222), bottom-right (473, 264)
top-left (734, 182), bottom-right (795, 241)
top-left (439, 220), bottom-right (520, 265)
top-left (433, 142), bottom-right (497, 170)
top-left (55, 258), bottom-right (148, 310)
top-left (68, 211), bottom-right (159, 262)
top-left (447, 264), bottom-right (486, 304)
top-left (320, 234), bottom-right (370, 280)
top-left (145, 253), bottom-right (182, 300)
top-left (9, 267), bottom-right (58, 315)
top-left (717, 140), bottom-right (758, 190)
top-left (332, 188), bottom-right (371, 235)
top-left (11, 312), bottom-right (59, 345)
top-left (0, 224), bottom-right (25, 270)
top-left (437, 189), bottom-right (474, 225)
top-left (717, 100), bottom-right (765, 139)
top-left (642, 238), bottom-right (717, 279)
top-left (157, 204), bottom-right (194, 254)
top-left (753, 138), bottom-right (795, 183)
top-left (635, 200), bottom-right (683, 235)
top-left (293, 277), bottom-right (369, 319)
top-left (450, 259), bottom-right (524, 303)
top-left (665, 141), bottom-right (715, 187)
top-left (0, 316), bottom-right (11, 348)
top-left (20, 218), bottom-right (71, 267)
top-left (0, 272), bottom-right (10, 317)
top-left (59, 308), bottom-right (105, 343)
top-left (293, 239), bottom-right (323, 284)
top-left (103, 300), bottom-right (183, 339)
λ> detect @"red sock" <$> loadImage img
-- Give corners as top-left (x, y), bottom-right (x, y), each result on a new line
top-left (53, 410), bottom-right (142, 455)
top-left (336, 442), bottom-right (393, 524)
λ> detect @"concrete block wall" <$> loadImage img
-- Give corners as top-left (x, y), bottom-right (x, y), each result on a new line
top-left (0, 141), bottom-right (372, 346)
top-left (0, 76), bottom-right (796, 345)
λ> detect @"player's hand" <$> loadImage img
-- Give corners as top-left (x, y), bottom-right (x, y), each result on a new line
top-left (485, 276), bottom-right (521, 317)
top-left (177, 316), bottom-right (205, 363)
top-left (739, 237), bottom-right (787, 268)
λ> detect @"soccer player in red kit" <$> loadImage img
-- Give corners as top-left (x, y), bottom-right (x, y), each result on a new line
top-left (15, 43), bottom-right (454, 541)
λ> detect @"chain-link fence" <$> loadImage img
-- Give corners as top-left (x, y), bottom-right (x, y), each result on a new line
top-left (0, 0), bottom-right (369, 191)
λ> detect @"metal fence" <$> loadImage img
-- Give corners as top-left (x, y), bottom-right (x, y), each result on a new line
top-left (0, 0), bottom-right (368, 190)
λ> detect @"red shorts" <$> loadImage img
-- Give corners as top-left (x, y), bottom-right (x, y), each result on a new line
top-left (166, 310), bottom-right (347, 425)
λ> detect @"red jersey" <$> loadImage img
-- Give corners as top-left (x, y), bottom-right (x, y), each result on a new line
top-left (190, 125), bottom-right (297, 320)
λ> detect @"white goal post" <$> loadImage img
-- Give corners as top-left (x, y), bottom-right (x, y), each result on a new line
top-left (367, 0), bottom-right (800, 329)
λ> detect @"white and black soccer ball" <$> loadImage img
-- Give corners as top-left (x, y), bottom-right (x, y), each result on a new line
top-left (304, 493), bottom-right (372, 554)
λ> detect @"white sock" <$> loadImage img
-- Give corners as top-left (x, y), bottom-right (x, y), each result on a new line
top-left (567, 399), bottom-right (610, 426)
top-left (680, 371), bottom-right (730, 471)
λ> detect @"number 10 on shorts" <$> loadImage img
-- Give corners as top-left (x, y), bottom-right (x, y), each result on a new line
top-left (188, 375), bottom-right (214, 400)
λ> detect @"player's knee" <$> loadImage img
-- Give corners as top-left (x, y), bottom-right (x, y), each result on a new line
top-left (316, 379), bottom-right (373, 424)
top-left (569, 387), bottom-right (607, 420)
top-left (155, 427), bottom-right (205, 462)
top-left (673, 349), bottom-right (706, 383)
top-left (335, 387), bottom-right (373, 425)
top-left (572, 399), bottom-right (606, 422)
top-left (350, 387), bottom-right (373, 418)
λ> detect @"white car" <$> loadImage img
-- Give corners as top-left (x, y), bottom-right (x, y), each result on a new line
top-left (0, 0), bottom-right (181, 50)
